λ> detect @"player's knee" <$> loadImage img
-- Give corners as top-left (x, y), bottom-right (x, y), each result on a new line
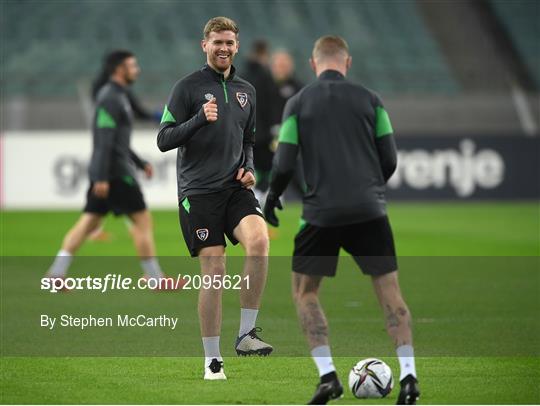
top-left (81, 216), bottom-right (102, 235)
top-left (295, 278), bottom-right (320, 301)
top-left (204, 263), bottom-right (226, 277)
top-left (199, 254), bottom-right (226, 277)
top-left (245, 233), bottom-right (269, 256)
top-left (131, 210), bottom-right (151, 230)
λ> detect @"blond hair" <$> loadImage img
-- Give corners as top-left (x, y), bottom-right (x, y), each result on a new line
top-left (312, 35), bottom-right (349, 61)
top-left (203, 16), bottom-right (239, 39)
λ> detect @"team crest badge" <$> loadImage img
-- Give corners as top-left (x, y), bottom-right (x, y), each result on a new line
top-left (196, 228), bottom-right (209, 241)
top-left (205, 93), bottom-right (214, 101)
top-left (236, 92), bottom-right (248, 108)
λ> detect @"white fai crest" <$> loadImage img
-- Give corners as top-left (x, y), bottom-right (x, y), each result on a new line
top-left (205, 93), bottom-right (214, 101)
top-left (196, 228), bottom-right (209, 241)
top-left (236, 92), bottom-right (248, 108)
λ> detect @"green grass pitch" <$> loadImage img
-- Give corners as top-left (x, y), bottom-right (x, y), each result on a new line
top-left (1, 202), bottom-right (539, 404)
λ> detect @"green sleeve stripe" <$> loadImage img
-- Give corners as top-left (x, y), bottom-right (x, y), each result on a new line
top-left (96, 108), bottom-right (116, 129)
top-left (375, 106), bottom-right (393, 138)
top-left (160, 105), bottom-right (176, 124)
top-left (122, 175), bottom-right (135, 186)
top-left (278, 115), bottom-right (299, 145)
top-left (182, 197), bottom-right (190, 213)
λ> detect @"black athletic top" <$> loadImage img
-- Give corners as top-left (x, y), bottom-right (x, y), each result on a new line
top-left (269, 69), bottom-right (397, 226)
top-left (157, 64), bottom-right (256, 200)
top-left (242, 59), bottom-right (280, 172)
top-left (88, 81), bottom-right (147, 182)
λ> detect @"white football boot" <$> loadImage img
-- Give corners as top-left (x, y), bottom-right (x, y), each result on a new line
top-left (204, 358), bottom-right (227, 380)
top-left (235, 327), bottom-right (273, 356)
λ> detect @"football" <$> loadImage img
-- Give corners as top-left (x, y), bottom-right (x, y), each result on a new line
top-left (348, 358), bottom-right (394, 398)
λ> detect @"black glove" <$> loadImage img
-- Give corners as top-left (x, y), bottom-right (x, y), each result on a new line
top-left (263, 193), bottom-right (283, 227)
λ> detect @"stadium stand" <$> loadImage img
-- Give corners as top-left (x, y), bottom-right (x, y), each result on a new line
top-left (490, 0), bottom-right (540, 88)
top-left (1, 0), bottom-right (537, 134)
top-left (1, 0), bottom-right (459, 97)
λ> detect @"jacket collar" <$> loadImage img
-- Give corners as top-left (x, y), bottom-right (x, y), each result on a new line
top-left (202, 63), bottom-right (236, 81)
top-left (318, 69), bottom-right (345, 81)
top-left (108, 80), bottom-right (127, 93)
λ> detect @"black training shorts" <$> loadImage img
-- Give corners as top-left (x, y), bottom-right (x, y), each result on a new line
top-left (293, 215), bottom-right (397, 277)
top-left (83, 176), bottom-right (146, 216)
top-left (179, 187), bottom-right (263, 257)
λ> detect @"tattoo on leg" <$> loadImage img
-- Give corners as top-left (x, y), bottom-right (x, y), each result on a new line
top-left (384, 304), bottom-right (413, 347)
top-left (386, 304), bottom-right (400, 328)
top-left (298, 298), bottom-right (328, 347)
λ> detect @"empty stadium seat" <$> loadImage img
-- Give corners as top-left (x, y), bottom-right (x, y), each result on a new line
top-left (1, 0), bottom-right (459, 98)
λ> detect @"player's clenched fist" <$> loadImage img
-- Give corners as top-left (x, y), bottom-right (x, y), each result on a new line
top-left (203, 97), bottom-right (218, 122)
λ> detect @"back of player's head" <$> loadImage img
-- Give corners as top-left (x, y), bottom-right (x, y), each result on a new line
top-left (312, 36), bottom-right (349, 62)
top-left (203, 16), bottom-right (239, 39)
top-left (104, 49), bottom-right (135, 76)
top-left (250, 39), bottom-right (269, 57)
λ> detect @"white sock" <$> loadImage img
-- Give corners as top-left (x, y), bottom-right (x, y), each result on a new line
top-left (239, 308), bottom-right (258, 336)
top-left (311, 345), bottom-right (336, 377)
top-left (140, 258), bottom-right (164, 280)
top-left (47, 250), bottom-right (73, 277)
top-left (396, 344), bottom-right (417, 380)
top-left (202, 336), bottom-right (222, 367)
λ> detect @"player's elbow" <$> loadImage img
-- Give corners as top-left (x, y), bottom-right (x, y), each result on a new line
top-left (273, 165), bottom-right (295, 179)
top-left (379, 150), bottom-right (397, 182)
top-left (387, 158), bottom-right (398, 175)
top-left (157, 141), bottom-right (168, 153)
top-left (156, 132), bottom-right (172, 152)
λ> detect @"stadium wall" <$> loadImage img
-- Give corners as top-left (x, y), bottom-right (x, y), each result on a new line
top-left (1, 132), bottom-right (538, 209)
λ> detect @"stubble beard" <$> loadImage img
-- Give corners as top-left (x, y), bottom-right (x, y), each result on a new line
top-left (210, 52), bottom-right (235, 73)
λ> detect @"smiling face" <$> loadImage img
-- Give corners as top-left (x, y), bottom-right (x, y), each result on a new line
top-left (202, 30), bottom-right (239, 73)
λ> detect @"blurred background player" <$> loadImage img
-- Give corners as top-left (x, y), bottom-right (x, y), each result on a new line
top-left (157, 17), bottom-right (273, 380)
top-left (264, 36), bottom-right (419, 404)
top-left (45, 50), bottom-right (172, 289)
top-left (241, 39), bottom-right (279, 203)
top-left (88, 51), bottom-right (162, 242)
top-left (271, 49), bottom-right (304, 124)
top-left (270, 49), bottom-right (305, 201)
top-left (91, 52), bottom-right (162, 123)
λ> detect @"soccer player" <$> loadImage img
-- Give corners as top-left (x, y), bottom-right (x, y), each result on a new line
top-left (91, 51), bottom-right (162, 123)
top-left (157, 17), bottom-right (273, 380)
top-left (242, 40), bottom-right (279, 200)
top-left (46, 50), bottom-right (171, 290)
top-left (270, 49), bottom-right (305, 201)
top-left (264, 36), bottom-right (420, 404)
top-left (270, 50), bottom-right (304, 119)
top-left (88, 51), bottom-right (161, 242)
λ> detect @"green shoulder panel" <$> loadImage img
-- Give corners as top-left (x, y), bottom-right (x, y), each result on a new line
top-left (96, 107), bottom-right (116, 129)
top-left (160, 105), bottom-right (176, 124)
top-left (375, 106), bottom-right (393, 138)
top-left (278, 115), bottom-right (299, 145)
top-left (298, 218), bottom-right (307, 233)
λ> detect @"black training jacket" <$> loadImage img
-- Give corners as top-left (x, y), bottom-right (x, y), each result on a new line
top-left (157, 64), bottom-right (256, 200)
top-left (270, 69), bottom-right (397, 226)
